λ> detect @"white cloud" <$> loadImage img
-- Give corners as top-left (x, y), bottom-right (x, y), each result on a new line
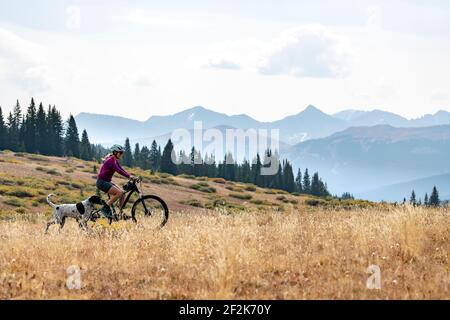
top-left (206, 58), bottom-right (241, 70)
top-left (114, 9), bottom-right (199, 28)
top-left (0, 27), bottom-right (51, 93)
top-left (257, 25), bottom-right (353, 78)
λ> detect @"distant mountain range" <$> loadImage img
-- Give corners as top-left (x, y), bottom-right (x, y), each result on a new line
top-left (75, 105), bottom-right (450, 145)
top-left (285, 125), bottom-right (450, 198)
top-left (359, 173), bottom-right (450, 202)
top-left (75, 105), bottom-right (450, 202)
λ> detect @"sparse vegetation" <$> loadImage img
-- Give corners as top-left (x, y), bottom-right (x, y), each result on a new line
top-left (229, 193), bottom-right (252, 200)
top-left (190, 183), bottom-right (217, 194)
top-left (0, 206), bottom-right (448, 299)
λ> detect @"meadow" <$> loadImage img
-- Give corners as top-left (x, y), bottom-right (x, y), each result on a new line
top-left (0, 206), bottom-right (449, 299)
top-left (0, 151), bottom-right (449, 299)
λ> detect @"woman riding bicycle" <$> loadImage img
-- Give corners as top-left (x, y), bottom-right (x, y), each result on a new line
top-left (96, 144), bottom-right (136, 217)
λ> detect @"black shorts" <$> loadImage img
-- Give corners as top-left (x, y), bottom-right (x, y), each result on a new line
top-left (96, 179), bottom-right (113, 193)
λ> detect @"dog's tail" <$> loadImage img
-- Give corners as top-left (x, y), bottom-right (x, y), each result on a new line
top-left (47, 194), bottom-right (57, 208)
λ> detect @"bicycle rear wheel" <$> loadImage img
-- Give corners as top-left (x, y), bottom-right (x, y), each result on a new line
top-left (131, 195), bottom-right (169, 228)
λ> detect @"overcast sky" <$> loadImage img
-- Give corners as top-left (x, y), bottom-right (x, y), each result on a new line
top-left (0, 0), bottom-right (449, 121)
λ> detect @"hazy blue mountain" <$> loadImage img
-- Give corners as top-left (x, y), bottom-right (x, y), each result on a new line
top-left (411, 110), bottom-right (450, 127)
top-left (335, 109), bottom-right (450, 128)
top-left (144, 106), bottom-right (261, 135)
top-left (103, 124), bottom-right (290, 163)
top-left (284, 125), bottom-right (450, 196)
top-left (334, 109), bottom-right (409, 126)
top-left (268, 105), bottom-right (348, 144)
top-left (359, 173), bottom-right (450, 202)
top-left (75, 105), bottom-right (346, 145)
top-left (74, 113), bottom-right (147, 143)
top-left (76, 106), bottom-right (450, 149)
top-left (333, 109), bottom-right (367, 121)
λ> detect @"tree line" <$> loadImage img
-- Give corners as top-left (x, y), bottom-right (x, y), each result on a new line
top-left (0, 99), bottom-right (106, 160)
top-left (0, 98), bottom-right (330, 197)
top-left (120, 137), bottom-right (330, 196)
top-left (408, 187), bottom-right (442, 207)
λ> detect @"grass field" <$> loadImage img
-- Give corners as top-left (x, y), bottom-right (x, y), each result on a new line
top-left (0, 206), bottom-right (449, 299)
top-left (0, 151), bottom-right (449, 299)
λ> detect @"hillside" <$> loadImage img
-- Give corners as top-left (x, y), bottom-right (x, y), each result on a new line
top-left (1, 151), bottom-right (449, 299)
top-left (0, 150), bottom-right (331, 217)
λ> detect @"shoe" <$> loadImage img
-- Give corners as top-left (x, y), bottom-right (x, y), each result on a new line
top-left (100, 204), bottom-right (112, 218)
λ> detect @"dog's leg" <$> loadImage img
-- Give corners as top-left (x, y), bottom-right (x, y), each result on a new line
top-left (45, 218), bottom-right (57, 234)
top-left (59, 216), bottom-right (66, 232)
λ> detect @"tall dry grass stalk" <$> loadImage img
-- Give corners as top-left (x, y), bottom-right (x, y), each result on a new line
top-left (0, 206), bottom-right (449, 299)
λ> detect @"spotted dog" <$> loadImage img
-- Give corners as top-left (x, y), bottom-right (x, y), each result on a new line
top-left (45, 194), bottom-right (105, 233)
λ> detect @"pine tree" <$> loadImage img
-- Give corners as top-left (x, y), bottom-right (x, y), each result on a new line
top-left (149, 140), bottom-right (160, 172)
top-left (80, 130), bottom-right (92, 160)
top-left (65, 115), bottom-right (80, 157)
top-left (282, 160), bottom-right (295, 192)
top-left (140, 145), bottom-right (150, 170)
top-left (6, 101), bottom-right (23, 151)
top-left (240, 159), bottom-right (251, 183)
top-left (302, 168), bottom-right (311, 194)
top-left (123, 138), bottom-right (133, 167)
top-left (10, 101), bottom-right (23, 151)
top-left (0, 106), bottom-right (5, 150)
top-left (24, 98), bottom-right (37, 153)
top-left (48, 106), bottom-right (64, 156)
top-left (310, 172), bottom-right (322, 196)
top-left (429, 186), bottom-right (440, 207)
top-left (410, 190), bottom-right (417, 206)
top-left (295, 168), bottom-right (302, 193)
top-left (35, 103), bottom-right (48, 154)
top-left (133, 143), bottom-right (141, 168)
top-left (160, 139), bottom-right (177, 175)
top-left (251, 154), bottom-right (262, 186)
top-left (424, 193), bottom-right (429, 207)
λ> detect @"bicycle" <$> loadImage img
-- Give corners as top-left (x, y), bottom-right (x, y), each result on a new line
top-left (91, 176), bottom-right (169, 229)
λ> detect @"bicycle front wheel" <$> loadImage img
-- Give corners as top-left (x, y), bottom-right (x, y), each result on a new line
top-left (131, 195), bottom-right (169, 228)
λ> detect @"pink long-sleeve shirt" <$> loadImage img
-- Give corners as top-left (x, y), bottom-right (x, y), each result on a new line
top-left (97, 155), bottom-right (130, 182)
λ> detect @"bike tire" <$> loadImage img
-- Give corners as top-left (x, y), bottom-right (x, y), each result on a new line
top-left (131, 195), bottom-right (169, 228)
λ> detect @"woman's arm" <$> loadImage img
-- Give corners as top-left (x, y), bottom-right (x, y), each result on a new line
top-left (113, 160), bottom-right (131, 178)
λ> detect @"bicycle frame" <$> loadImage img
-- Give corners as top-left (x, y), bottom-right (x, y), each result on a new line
top-left (117, 179), bottom-right (143, 212)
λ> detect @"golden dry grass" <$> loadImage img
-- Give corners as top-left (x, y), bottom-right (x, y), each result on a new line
top-left (0, 206), bottom-right (449, 299)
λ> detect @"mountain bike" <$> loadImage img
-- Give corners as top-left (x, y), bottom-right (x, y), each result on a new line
top-left (92, 177), bottom-right (169, 229)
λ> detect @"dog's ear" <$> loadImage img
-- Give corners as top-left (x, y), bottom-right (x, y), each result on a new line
top-left (88, 195), bottom-right (103, 205)
top-left (76, 202), bottom-right (86, 215)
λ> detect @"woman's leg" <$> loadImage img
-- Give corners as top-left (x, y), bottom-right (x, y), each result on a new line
top-left (106, 185), bottom-right (124, 208)
top-left (110, 183), bottom-right (126, 210)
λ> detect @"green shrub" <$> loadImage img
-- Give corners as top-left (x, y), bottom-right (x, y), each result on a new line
top-left (178, 174), bottom-right (196, 179)
top-left (244, 184), bottom-right (257, 192)
top-left (15, 207), bottom-right (26, 214)
top-left (36, 166), bottom-right (60, 175)
top-left (211, 178), bottom-right (226, 184)
top-left (180, 199), bottom-right (204, 208)
top-left (229, 193), bottom-right (252, 200)
top-left (250, 199), bottom-right (271, 206)
top-left (3, 198), bottom-right (26, 207)
top-left (190, 183), bottom-right (216, 193)
top-left (305, 199), bottom-right (326, 207)
top-left (226, 186), bottom-right (244, 192)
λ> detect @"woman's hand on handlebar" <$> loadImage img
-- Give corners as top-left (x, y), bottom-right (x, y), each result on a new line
top-left (130, 175), bottom-right (141, 182)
